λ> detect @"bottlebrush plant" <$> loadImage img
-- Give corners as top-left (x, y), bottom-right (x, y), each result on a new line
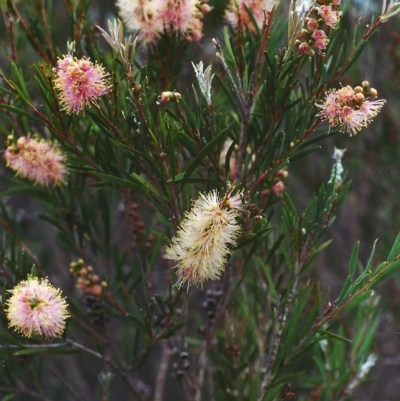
top-left (0, 0), bottom-right (399, 400)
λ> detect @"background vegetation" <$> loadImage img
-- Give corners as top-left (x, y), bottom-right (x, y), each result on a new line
top-left (0, 0), bottom-right (399, 400)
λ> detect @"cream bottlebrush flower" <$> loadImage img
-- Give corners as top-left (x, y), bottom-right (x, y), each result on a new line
top-left (192, 61), bottom-right (214, 105)
top-left (225, 0), bottom-right (279, 33)
top-left (4, 136), bottom-right (67, 186)
top-left (117, 0), bottom-right (209, 43)
top-left (158, 0), bottom-right (209, 41)
top-left (5, 275), bottom-right (70, 339)
top-left (53, 55), bottom-right (111, 114)
top-left (116, 0), bottom-right (164, 44)
top-left (316, 84), bottom-right (386, 136)
top-left (166, 190), bottom-right (243, 289)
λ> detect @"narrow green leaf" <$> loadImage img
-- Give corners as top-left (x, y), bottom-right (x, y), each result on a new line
top-left (387, 231), bottom-right (400, 262)
top-left (159, 321), bottom-right (185, 339)
top-left (337, 242), bottom-right (360, 304)
top-left (370, 259), bottom-right (400, 288)
top-left (0, 85), bottom-right (16, 97)
top-left (222, 27), bottom-right (237, 67)
top-left (177, 131), bottom-right (199, 157)
top-left (338, 290), bottom-right (374, 316)
top-left (166, 167), bottom-right (206, 182)
top-left (30, 264), bottom-right (37, 277)
top-left (317, 329), bottom-right (352, 343)
top-left (131, 172), bottom-right (168, 201)
top-left (289, 145), bottom-right (321, 162)
top-left (179, 128), bottom-right (228, 190)
top-left (128, 315), bottom-right (147, 331)
top-left (349, 242), bottom-right (360, 276)
top-left (154, 294), bottom-right (167, 315)
top-left (366, 239), bottom-right (378, 271)
top-left (236, 227), bottom-right (271, 249)
top-left (14, 347), bottom-right (50, 356)
top-left (259, 259), bottom-right (279, 300)
top-left (0, 104), bottom-right (43, 124)
top-left (10, 63), bottom-right (31, 102)
top-left (1, 394), bottom-right (16, 401)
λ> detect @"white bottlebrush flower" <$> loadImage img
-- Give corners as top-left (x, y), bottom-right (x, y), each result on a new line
top-left (192, 61), bottom-right (214, 106)
top-left (116, 0), bottom-right (164, 45)
top-left (165, 190), bottom-right (243, 289)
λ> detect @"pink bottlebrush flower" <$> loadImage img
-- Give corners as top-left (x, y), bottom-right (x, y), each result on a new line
top-left (4, 136), bottom-right (67, 186)
top-left (318, 5), bottom-right (342, 29)
top-left (5, 275), bottom-right (70, 339)
top-left (336, 85), bottom-right (356, 103)
top-left (53, 55), bottom-right (111, 114)
top-left (165, 190), bottom-right (242, 289)
top-left (339, 106), bottom-right (367, 136)
top-left (360, 99), bottom-right (387, 124)
top-left (296, 0), bottom-right (342, 55)
top-left (317, 84), bottom-right (386, 136)
top-left (225, 0), bottom-right (279, 34)
top-left (317, 89), bottom-right (345, 123)
top-left (307, 17), bottom-right (319, 31)
top-left (313, 30), bottom-right (329, 50)
top-left (117, 0), bottom-right (164, 44)
top-left (188, 16), bottom-right (203, 41)
top-left (299, 42), bottom-right (311, 55)
top-left (201, 3), bottom-right (212, 13)
top-left (272, 181), bottom-right (285, 196)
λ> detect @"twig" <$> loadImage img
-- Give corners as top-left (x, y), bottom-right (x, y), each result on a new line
top-left (65, 339), bottom-right (146, 400)
top-left (0, 383), bottom-right (52, 401)
top-left (154, 341), bottom-right (172, 401)
top-left (213, 12), bottom-right (273, 183)
top-left (194, 342), bottom-right (207, 401)
top-left (35, 0), bottom-right (56, 62)
top-left (192, 264), bottom-right (233, 401)
top-left (258, 274), bottom-right (299, 400)
top-left (47, 360), bottom-right (85, 401)
top-left (3, 10), bottom-right (17, 61)
top-left (7, 0), bottom-right (52, 63)
top-left (248, 8), bottom-right (275, 100)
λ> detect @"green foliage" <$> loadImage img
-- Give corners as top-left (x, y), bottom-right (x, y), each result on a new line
top-left (0, 1), bottom-right (397, 400)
